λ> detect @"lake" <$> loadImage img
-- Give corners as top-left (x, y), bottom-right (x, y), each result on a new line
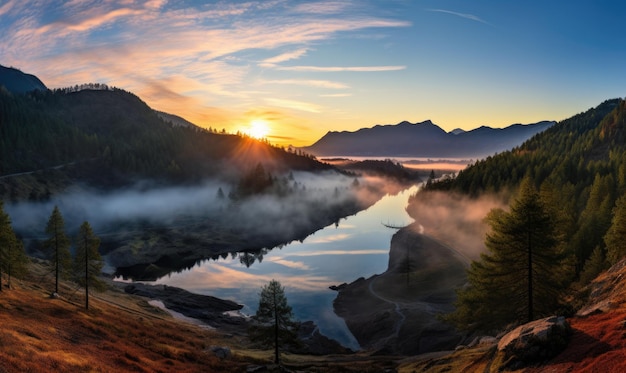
top-left (151, 185), bottom-right (420, 350)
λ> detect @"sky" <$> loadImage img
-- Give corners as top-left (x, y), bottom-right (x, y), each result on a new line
top-left (1, 0), bottom-right (625, 147)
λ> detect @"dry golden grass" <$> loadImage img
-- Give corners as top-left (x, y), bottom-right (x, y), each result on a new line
top-left (0, 261), bottom-right (250, 373)
top-left (0, 260), bottom-right (405, 373)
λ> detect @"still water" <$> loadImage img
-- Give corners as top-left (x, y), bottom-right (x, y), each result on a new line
top-left (153, 185), bottom-right (420, 350)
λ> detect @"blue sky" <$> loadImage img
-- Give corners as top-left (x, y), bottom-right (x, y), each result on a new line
top-left (1, 0), bottom-right (625, 145)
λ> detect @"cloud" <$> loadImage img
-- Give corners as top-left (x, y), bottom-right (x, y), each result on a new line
top-left (265, 257), bottom-right (311, 270)
top-left (292, 1), bottom-right (352, 15)
top-left (290, 249), bottom-right (389, 256)
top-left (427, 8), bottom-right (491, 25)
top-left (276, 65), bottom-right (406, 72)
top-left (260, 48), bottom-right (309, 66)
top-left (261, 79), bottom-right (349, 89)
top-left (265, 98), bottom-right (323, 113)
top-left (0, 0), bottom-right (410, 135)
top-left (320, 93), bottom-right (352, 97)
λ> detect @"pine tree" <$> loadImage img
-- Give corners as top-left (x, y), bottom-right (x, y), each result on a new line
top-left (445, 178), bottom-right (568, 332)
top-left (605, 194), bottom-right (626, 265)
top-left (0, 202), bottom-right (27, 291)
top-left (43, 206), bottom-right (72, 295)
top-left (249, 279), bottom-right (299, 364)
top-left (73, 221), bottom-right (104, 310)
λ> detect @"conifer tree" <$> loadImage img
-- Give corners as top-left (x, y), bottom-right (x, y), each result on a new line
top-left (249, 279), bottom-right (299, 364)
top-left (0, 202), bottom-right (28, 290)
top-left (43, 206), bottom-right (72, 294)
top-left (605, 194), bottom-right (626, 265)
top-left (74, 221), bottom-right (104, 310)
top-left (445, 178), bottom-right (568, 332)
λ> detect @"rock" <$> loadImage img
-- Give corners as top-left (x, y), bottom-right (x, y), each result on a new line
top-left (497, 316), bottom-right (571, 367)
top-left (210, 346), bottom-right (231, 359)
top-left (329, 283), bottom-right (347, 291)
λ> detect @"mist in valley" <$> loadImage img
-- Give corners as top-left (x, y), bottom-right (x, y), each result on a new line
top-left (406, 190), bottom-right (509, 260)
top-left (5, 170), bottom-right (403, 261)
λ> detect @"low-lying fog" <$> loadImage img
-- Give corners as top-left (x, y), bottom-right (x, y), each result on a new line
top-left (6, 171), bottom-right (399, 242)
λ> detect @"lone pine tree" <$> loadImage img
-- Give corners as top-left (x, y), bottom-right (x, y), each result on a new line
top-left (74, 221), bottom-right (104, 310)
top-left (43, 206), bottom-right (72, 295)
top-left (249, 279), bottom-right (299, 364)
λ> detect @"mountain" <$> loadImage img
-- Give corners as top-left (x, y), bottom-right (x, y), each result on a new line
top-left (303, 120), bottom-right (555, 159)
top-left (0, 65), bottom-right (47, 94)
top-left (0, 77), bottom-right (332, 194)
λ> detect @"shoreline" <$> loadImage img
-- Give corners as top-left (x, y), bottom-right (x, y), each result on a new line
top-left (333, 223), bottom-right (468, 355)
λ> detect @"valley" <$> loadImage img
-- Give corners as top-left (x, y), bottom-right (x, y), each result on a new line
top-left (2, 63), bottom-right (626, 372)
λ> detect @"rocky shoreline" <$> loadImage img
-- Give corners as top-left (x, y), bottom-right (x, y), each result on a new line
top-left (120, 282), bottom-right (353, 355)
top-left (333, 223), bottom-right (468, 355)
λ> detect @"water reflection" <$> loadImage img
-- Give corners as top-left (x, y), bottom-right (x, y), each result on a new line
top-left (154, 185), bottom-right (419, 350)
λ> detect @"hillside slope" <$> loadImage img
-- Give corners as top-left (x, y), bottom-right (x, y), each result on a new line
top-left (413, 98), bottom-right (625, 273)
top-left (0, 84), bottom-right (332, 199)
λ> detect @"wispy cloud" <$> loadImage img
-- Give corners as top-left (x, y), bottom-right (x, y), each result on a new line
top-left (265, 257), bottom-right (311, 270)
top-left (292, 1), bottom-right (353, 15)
top-left (261, 79), bottom-right (349, 89)
top-left (427, 8), bottom-right (491, 25)
top-left (0, 0), bottom-right (410, 141)
top-left (276, 65), bottom-right (406, 72)
top-left (290, 249), bottom-right (389, 256)
top-left (320, 93), bottom-right (352, 97)
top-left (260, 48), bottom-right (309, 67)
top-left (265, 98), bottom-right (323, 113)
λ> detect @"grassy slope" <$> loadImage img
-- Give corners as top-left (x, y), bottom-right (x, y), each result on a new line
top-left (0, 260), bottom-right (406, 372)
top-left (0, 260), bottom-right (252, 372)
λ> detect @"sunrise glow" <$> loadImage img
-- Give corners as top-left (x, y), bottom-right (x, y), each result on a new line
top-left (248, 119), bottom-right (270, 139)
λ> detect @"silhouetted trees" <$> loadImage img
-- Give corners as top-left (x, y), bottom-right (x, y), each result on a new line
top-left (0, 201), bottom-right (28, 290)
top-left (249, 279), bottom-right (299, 364)
top-left (73, 221), bottom-right (104, 310)
top-left (43, 206), bottom-right (72, 295)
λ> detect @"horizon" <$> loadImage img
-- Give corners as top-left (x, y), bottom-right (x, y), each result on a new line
top-left (1, 0), bottom-right (625, 147)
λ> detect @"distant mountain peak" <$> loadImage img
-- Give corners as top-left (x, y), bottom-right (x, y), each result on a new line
top-left (304, 120), bottom-right (554, 159)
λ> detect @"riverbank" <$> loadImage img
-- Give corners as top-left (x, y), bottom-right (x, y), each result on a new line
top-left (333, 223), bottom-right (468, 355)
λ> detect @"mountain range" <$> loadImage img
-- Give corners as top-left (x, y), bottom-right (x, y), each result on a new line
top-left (304, 120), bottom-right (555, 159)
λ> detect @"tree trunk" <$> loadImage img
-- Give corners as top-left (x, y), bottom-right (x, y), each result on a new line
top-left (273, 288), bottom-right (279, 364)
top-left (527, 212), bottom-right (533, 322)
top-left (85, 244), bottom-right (89, 310)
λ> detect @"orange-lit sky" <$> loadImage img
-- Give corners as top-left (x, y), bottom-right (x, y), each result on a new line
top-left (1, 1), bottom-right (625, 147)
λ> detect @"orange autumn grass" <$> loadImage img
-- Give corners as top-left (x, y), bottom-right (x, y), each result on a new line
top-left (0, 260), bottom-right (252, 373)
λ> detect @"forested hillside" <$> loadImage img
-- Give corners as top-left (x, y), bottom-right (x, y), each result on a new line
top-left (415, 98), bottom-right (626, 280)
top-left (0, 87), bottom-right (330, 195)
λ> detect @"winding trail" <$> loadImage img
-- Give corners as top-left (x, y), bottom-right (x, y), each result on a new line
top-left (368, 276), bottom-right (406, 345)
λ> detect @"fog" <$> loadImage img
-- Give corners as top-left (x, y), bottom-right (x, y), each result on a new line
top-left (406, 190), bottom-right (508, 260)
top-left (5, 171), bottom-right (390, 244)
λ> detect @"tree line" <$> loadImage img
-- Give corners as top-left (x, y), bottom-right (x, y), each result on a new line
top-left (413, 98), bottom-right (626, 333)
top-left (0, 202), bottom-right (103, 309)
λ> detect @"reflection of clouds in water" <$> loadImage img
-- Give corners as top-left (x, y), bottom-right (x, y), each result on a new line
top-left (289, 249), bottom-right (389, 257)
top-left (265, 257), bottom-right (311, 270)
top-left (155, 262), bottom-right (331, 292)
top-left (305, 233), bottom-right (352, 244)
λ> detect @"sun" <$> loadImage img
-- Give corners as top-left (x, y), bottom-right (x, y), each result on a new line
top-left (249, 119), bottom-right (270, 139)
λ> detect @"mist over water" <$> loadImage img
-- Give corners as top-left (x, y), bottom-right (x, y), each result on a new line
top-left (148, 186), bottom-right (420, 350)
top-left (5, 171), bottom-right (365, 239)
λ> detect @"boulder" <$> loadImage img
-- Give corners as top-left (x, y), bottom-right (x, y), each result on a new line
top-left (210, 346), bottom-right (231, 359)
top-left (497, 316), bottom-right (570, 368)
